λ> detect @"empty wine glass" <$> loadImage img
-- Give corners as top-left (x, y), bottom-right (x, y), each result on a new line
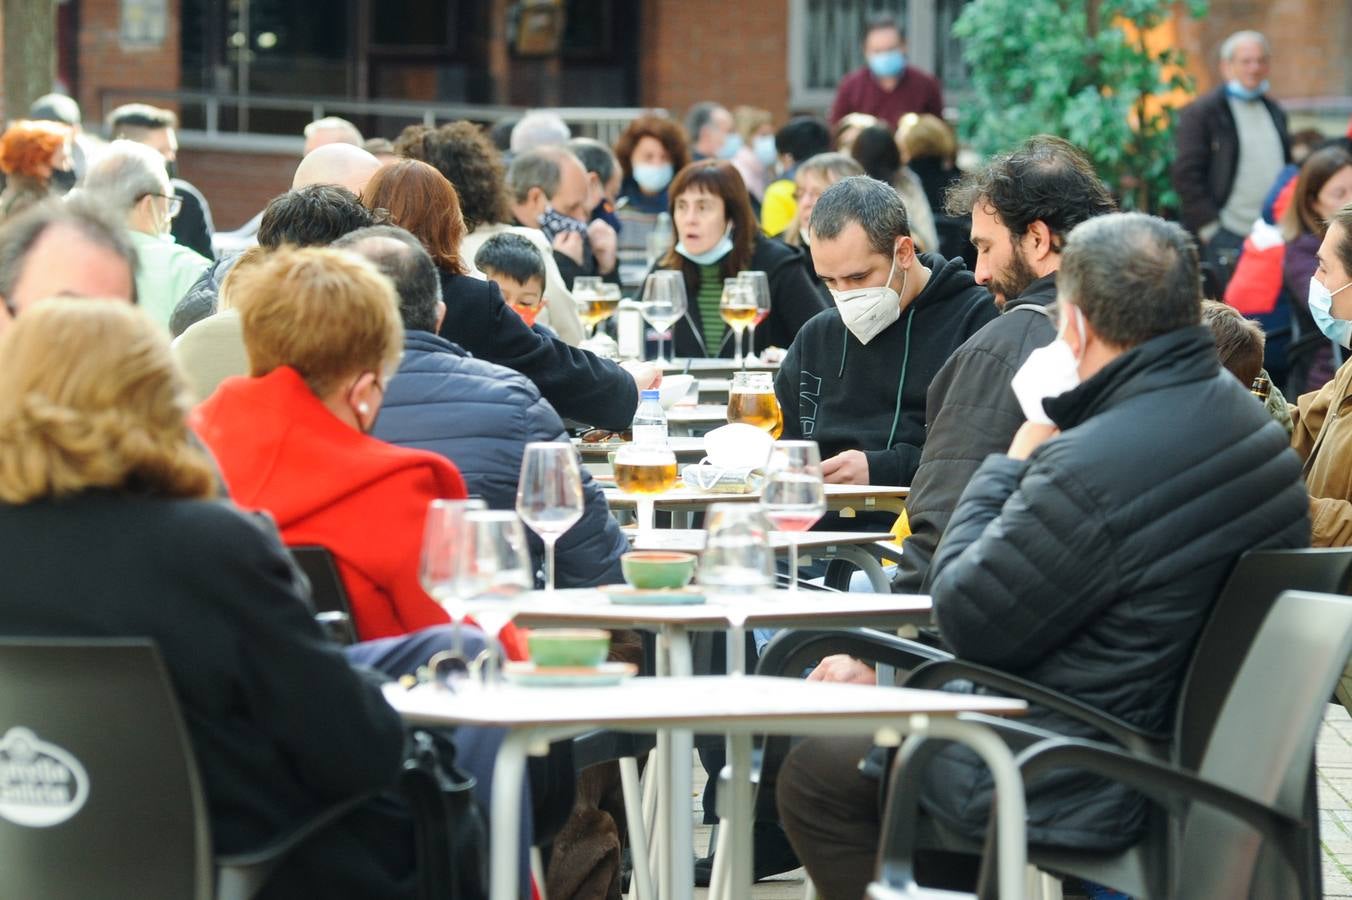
top-left (719, 280), bottom-right (757, 369)
top-left (639, 270), bottom-right (688, 368)
top-left (459, 510), bottom-right (534, 684)
top-left (516, 442), bottom-right (585, 591)
top-left (737, 271), bottom-right (771, 365)
top-left (761, 441), bottom-right (826, 591)
top-left (419, 498), bottom-right (488, 664)
top-left (700, 503), bottom-right (774, 674)
top-left (613, 441), bottom-right (677, 537)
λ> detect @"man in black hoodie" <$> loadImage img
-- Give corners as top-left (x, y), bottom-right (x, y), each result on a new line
top-left (775, 175), bottom-right (996, 502)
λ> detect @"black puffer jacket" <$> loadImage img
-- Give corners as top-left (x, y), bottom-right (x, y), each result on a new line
top-left (922, 325), bottom-right (1310, 849)
top-left (891, 274), bottom-right (1056, 593)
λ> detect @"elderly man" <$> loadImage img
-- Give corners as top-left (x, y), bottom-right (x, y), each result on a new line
top-left (507, 146), bottom-right (618, 285)
top-left (1173, 29), bottom-right (1290, 290)
top-left (778, 212), bottom-right (1310, 897)
top-left (291, 143), bottom-right (384, 196)
top-left (107, 102), bottom-right (215, 259)
top-left (567, 137), bottom-right (623, 232)
top-left (302, 115), bottom-right (363, 155)
top-left (509, 110), bottom-right (571, 155)
top-left (829, 15), bottom-right (944, 128)
top-left (686, 101), bottom-right (738, 161)
top-left (82, 140), bottom-right (210, 328)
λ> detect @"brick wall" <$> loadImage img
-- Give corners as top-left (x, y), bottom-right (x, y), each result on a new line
top-left (177, 148), bottom-right (299, 232)
top-left (640, 0), bottom-right (790, 123)
top-left (77, 0), bottom-right (182, 129)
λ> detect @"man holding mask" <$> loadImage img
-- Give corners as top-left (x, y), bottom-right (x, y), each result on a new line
top-left (774, 176), bottom-right (995, 498)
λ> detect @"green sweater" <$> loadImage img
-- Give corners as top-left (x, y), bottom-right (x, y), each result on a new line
top-left (696, 263), bottom-right (725, 354)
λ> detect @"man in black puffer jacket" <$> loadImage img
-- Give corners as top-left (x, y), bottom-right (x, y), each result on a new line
top-left (777, 212), bottom-right (1310, 898)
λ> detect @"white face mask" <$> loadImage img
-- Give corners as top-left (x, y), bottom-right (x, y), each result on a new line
top-left (1010, 306), bottom-right (1086, 425)
top-left (830, 253), bottom-right (905, 345)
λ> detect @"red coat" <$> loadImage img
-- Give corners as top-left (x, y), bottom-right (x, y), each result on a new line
top-left (192, 366), bottom-right (526, 657)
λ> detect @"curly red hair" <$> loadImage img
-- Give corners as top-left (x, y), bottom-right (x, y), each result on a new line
top-left (0, 121), bottom-right (70, 181)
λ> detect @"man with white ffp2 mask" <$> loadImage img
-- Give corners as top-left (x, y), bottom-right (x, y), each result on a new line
top-left (773, 175), bottom-right (995, 516)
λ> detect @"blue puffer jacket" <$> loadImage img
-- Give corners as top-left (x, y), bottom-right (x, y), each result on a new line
top-left (374, 331), bottom-right (626, 588)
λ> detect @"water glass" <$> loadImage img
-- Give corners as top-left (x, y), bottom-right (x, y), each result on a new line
top-left (459, 510), bottom-right (533, 683)
top-left (516, 442), bottom-right (585, 591)
top-left (700, 503), bottom-right (775, 674)
top-left (639, 270), bottom-right (688, 367)
top-left (419, 498), bottom-right (487, 660)
top-left (761, 441), bottom-right (826, 591)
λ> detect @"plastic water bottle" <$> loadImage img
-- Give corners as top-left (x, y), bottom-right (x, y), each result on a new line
top-left (631, 389), bottom-right (668, 446)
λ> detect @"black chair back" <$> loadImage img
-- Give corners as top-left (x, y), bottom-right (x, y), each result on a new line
top-left (289, 545), bottom-right (359, 645)
top-left (0, 639), bottom-right (212, 899)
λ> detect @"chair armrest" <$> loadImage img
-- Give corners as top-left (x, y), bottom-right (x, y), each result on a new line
top-left (755, 627), bottom-right (953, 679)
top-left (905, 660), bottom-right (1170, 759)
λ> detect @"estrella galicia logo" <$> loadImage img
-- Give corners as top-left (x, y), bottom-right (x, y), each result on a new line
top-left (799, 370), bottom-right (823, 438)
top-left (0, 727), bottom-right (90, 827)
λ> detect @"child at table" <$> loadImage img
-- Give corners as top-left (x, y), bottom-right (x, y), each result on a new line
top-left (475, 232), bottom-right (554, 336)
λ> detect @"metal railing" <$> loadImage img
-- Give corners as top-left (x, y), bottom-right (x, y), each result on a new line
top-left (99, 87), bottom-right (660, 152)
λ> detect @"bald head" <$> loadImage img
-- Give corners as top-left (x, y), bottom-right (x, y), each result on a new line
top-left (292, 144), bottom-right (384, 196)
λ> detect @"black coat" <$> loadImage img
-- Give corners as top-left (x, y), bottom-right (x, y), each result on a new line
top-left (1172, 86), bottom-right (1290, 235)
top-left (922, 326), bottom-right (1310, 849)
top-left (662, 236), bottom-right (829, 358)
top-left (0, 492), bottom-right (411, 898)
top-left (892, 274), bottom-right (1056, 593)
top-left (437, 270), bottom-right (637, 431)
top-left (170, 177), bottom-right (215, 261)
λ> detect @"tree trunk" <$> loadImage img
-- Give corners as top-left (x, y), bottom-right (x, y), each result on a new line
top-left (3, 0), bottom-right (55, 121)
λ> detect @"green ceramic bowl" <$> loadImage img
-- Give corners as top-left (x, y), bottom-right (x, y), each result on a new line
top-left (621, 551), bottom-right (698, 590)
top-left (527, 628), bottom-right (611, 668)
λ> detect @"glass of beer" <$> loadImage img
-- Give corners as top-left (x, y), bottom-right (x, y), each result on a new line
top-left (727, 371), bottom-right (783, 438)
top-left (613, 442), bottom-right (678, 535)
top-left (573, 277), bottom-right (619, 339)
top-left (720, 279), bottom-right (758, 368)
top-left (737, 270), bottom-right (771, 365)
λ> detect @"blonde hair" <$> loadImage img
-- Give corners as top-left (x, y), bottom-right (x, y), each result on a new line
top-left (895, 113), bottom-right (956, 164)
top-left (232, 245), bottom-right (404, 398)
top-left (217, 246), bottom-right (270, 312)
top-left (0, 300), bottom-right (216, 503)
top-left (733, 105), bottom-right (773, 142)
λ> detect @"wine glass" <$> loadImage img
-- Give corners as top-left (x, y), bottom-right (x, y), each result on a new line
top-left (699, 503), bottom-right (774, 674)
top-left (639, 270), bottom-right (688, 368)
top-left (459, 510), bottom-right (534, 683)
top-left (761, 441), bottom-right (826, 591)
top-left (419, 498), bottom-right (488, 665)
top-left (720, 280), bottom-right (758, 369)
top-left (727, 371), bottom-right (783, 438)
top-left (572, 276), bottom-right (611, 339)
top-left (516, 442), bottom-right (585, 592)
top-left (613, 441), bottom-right (677, 537)
top-left (737, 271), bottom-right (771, 365)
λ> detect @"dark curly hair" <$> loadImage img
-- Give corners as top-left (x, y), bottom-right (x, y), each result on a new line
top-left (394, 121), bottom-right (510, 232)
top-left (257, 185), bottom-right (381, 249)
top-left (945, 134), bottom-right (1116, 253)
top-left (612, 115), bottom-right (690, 182)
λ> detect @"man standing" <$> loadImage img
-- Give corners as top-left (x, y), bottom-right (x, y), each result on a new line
top-left (775, 176), bottom-right (996, 497)
top-left (890, 135), bottom-right (1116, 592)
top-left (778, 213), bottom-right (1309, 898)
top-left (829, 15), bottom-right (944, 129)
top-left (686, 102), bottom-right (738, 161)
top-left (1172, 30), bottom-right (1289, 289)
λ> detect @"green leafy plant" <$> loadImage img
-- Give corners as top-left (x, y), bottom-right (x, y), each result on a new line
top-left (953, 0), bottom-right (1208, 212)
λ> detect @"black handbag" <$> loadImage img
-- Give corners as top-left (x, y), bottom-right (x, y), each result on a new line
top-left (400, 729), bottom-right (489, 900)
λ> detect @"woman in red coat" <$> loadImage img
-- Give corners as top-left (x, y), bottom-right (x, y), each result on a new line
top-left (193, 245), bottom-right (525, 657)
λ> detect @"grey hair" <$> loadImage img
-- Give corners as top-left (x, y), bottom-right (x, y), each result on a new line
top-left (797, 152), bottom-right (866, 185)
top-left (0, 196), bottom-right (138, 308)
top-left (30, 93), bottom-right (81, 127)
top-left (1220, 30), bottom-right (1269, 62)
top-left (333, 224), bottom-right (443, 333)
top-left (509, 110), bottom-right (571, 153)
top-left (506, 146), bottom-right (580, 203)
top-left (567, 137), bottom-right (618, 185)
top-left (685, 102), bottom-right (725, 143)
top-left (1059, 212), bottom-right (1201, 348)
top-left (82, 140), bottom-right (170, 212)
top-left (303, 116), bottom-right (362, 145)
top-left (808, 175), bottom-right (910, 255)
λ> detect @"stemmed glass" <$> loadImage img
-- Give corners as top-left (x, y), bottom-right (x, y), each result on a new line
top-left (761, 441), bottom-right (826, 591)
top-left (699, 503), bottom-right (775, 674)
top-left (737, 271), bottom-right (771, 365)
top-left (573, 276), bottom-right (616, 340)
top-left (458, 510), bottom-right (534, 684)
top-left (613, 441), bottom-right (677, 537)
top-left (516, 442), bottom-right (585, 591)
top-left (639, 270), bottom-right (688, 368)
top-left (719, 280), bottom-right (758, 369)
top-left (419, 498), bottom-right (487, 662)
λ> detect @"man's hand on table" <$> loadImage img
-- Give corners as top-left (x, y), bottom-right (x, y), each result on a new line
top-left (821, 449), bottom-right (869, 485)
top-left (807, 654), bottom-right (877, 685)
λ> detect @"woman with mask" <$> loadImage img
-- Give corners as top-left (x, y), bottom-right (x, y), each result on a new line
top-left (650, 159), bottom-right (827, 358)
top-left (613, 115), bottom-right (690, 214)
top-left (0, 119), bottom-right (73, 222)
top-left (1291, 203), bottom-right (1352, 546)
top-left (729, 105), bottom-right (777, 203)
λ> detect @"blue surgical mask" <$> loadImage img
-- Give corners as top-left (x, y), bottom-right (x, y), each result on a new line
top-left (753, 134), bottom-right (778, 167)
top-left (1309, 275), bottom-right (1352, 348)
top-left (1225, 79), bottom-right (1270, 101)
top-left (632, 162), bottom-right (674, 194)
top-left (867, 49), bottom-right (906, 80)
top-left (717, 133), bottom-right (743, 160)
top-left (675, 226), bottom-right (734, 266)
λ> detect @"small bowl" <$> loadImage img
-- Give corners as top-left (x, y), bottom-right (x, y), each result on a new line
top-left (658, 374), bottom-right (695, 409)
top-left (622, 551), bottom-right (698, 590)
top-left (527, 628), bottom-right (611, 668)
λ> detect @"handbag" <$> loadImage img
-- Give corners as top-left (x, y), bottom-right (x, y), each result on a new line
top-left (400, 729), bottom-right (489, 900)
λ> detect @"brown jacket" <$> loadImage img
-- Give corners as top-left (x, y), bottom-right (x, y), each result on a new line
top-left (1293, 358), bottom-right (1352, 545)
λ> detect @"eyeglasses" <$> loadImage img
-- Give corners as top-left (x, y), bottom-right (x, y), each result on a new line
top-left (142, 193), bottom-right (183, 218)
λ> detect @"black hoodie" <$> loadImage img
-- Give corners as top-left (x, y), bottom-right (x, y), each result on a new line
top-left (774, 252), bottom-right (997, 486)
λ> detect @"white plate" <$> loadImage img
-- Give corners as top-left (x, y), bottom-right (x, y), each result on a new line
top-left (502, 661), bottom-right (638, 687)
